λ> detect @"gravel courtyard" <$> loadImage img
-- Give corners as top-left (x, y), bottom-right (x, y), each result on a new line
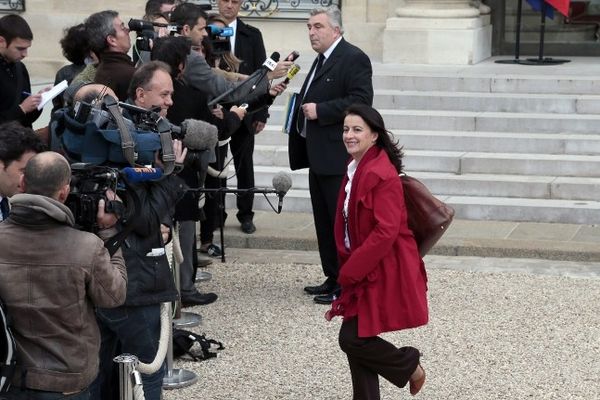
top-left (164, 254), bottom-right (600, 400)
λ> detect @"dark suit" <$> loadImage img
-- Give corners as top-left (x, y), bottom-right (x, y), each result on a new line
top-left (288, 38), bottom-right (373, 283)
top-left (230, 18), bottom-right (267, 224)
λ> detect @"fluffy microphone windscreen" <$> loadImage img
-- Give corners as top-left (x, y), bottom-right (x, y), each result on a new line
top-left (180, 119), bottom-right (218, 150)
top-left (272, 171), bottom-right (292, 193)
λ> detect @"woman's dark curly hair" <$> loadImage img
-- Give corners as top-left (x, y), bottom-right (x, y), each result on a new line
top-left (60, 24), bottom-right (90, 65)
top-left (344, 103), bottom-right (404, 174)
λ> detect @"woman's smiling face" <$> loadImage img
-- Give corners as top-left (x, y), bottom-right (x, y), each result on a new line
top-left (343, 114), bottom-right (378, 162)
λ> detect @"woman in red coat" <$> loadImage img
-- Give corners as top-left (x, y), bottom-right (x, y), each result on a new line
top-left (325, 104), bottom-right (429, 399)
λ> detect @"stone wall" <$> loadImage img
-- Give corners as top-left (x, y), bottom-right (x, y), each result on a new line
top-left (14, 0), bottom-right (390, 78)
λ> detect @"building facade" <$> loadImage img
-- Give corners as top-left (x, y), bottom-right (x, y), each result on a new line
top-left (1, 0), bottom-right (597, 76)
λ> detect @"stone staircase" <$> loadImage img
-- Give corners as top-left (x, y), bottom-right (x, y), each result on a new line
top-left (226, 58), bottom-right (600, 225)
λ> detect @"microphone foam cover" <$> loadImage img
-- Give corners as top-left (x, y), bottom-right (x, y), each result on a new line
top-left (272, 171), bottom-right (292, 193)
top-left (180, 119), bottom-right (218, 150)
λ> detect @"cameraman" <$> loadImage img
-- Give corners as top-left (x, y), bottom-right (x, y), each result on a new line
top-left (85, 10), bottom-right (135, 101)
top-left (0, 151), bottom-right (126, 399)
top-left (91, 61), bottom-right (187, 400)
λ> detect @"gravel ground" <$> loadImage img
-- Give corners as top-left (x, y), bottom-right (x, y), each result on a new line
top-left (163, 257), bottom-right (600, 400)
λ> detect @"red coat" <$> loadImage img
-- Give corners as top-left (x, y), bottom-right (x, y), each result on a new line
top-left (328, 146), bottom-right (429, 337)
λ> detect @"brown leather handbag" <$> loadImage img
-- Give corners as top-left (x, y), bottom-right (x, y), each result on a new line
top-left (401, 175), bottom-right (455, 257)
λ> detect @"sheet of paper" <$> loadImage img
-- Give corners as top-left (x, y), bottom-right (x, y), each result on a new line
top-left (37, 79), bottom-right (68, 110)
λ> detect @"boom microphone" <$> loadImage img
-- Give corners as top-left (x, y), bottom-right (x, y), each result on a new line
top-left (179, 119), bottom-right (218, 151)
top-left (121, 167), bottom-right (164, 183)
top-left (272, 171), bottom-right (292, 213)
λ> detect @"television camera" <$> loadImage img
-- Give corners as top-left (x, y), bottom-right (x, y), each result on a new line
top-left (128, 18), bottom-right (182, 52)
top-left (206, 25), bottom-right (234, 55)
top-left (58, 93), bottom-right (217, 239)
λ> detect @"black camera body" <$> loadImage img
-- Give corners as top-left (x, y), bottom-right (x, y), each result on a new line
top-left (207, 25), bottom-right (233, 55)
top-left (66, 164), bottom-right (123, 232)
top-left (128, 19), bottom-right (182, 52)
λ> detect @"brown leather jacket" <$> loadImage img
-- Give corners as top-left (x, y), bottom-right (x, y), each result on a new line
top-left (0, 194), bottom-right (127, 393)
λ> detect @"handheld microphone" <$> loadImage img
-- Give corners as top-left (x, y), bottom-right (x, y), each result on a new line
top-left (272, 171), bottom-right (292, 213)
top-left (283, 64), bottom-right (301, 84)
top-left (250, 52), bottom-right (281, 91)
top-left (179, 119), bottom-right (219, 151)
top-left (285, 51), bottom-right (300, 62)
top-left (121, 167), bottom-right (164, 183)
top-left (262, 51), bottom-right (280, 72)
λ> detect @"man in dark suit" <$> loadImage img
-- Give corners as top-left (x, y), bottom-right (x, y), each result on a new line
top-left (288, 6), bottom-right (373, 304)
top-left (218, 0), bottom-right (269, 234)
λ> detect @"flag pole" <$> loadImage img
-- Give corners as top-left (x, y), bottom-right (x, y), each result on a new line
top-left (522, 0), bottom-right (570, 64)
top-left (496, 0), bottom-right (525, 64)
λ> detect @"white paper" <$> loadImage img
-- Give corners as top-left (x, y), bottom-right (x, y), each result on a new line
top-left (37, 80), bottom-right (68, 110)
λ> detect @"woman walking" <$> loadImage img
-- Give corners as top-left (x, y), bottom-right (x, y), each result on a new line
top-left (325, 104), bottom-right (429, 399)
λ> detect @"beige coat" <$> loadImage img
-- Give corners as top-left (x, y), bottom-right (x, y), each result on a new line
top-left (0, 194), bottom-right (126, 393)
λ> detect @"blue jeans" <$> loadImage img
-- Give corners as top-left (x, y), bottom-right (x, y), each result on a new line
top-left (90, 304), bottom-right (165, 400)
top-left (2, 387), bottom-right (90, 400)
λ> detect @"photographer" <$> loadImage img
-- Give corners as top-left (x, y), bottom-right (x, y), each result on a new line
top-left (0, 151), bottom-right (126, 399)
top-left (91, 61), bottom-right (187, 400)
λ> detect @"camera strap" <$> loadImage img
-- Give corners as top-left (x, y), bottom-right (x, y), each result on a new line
top-left (156, 118), bottom-right (175, 176)
top-left (105, 101), bottom-right (136, 167)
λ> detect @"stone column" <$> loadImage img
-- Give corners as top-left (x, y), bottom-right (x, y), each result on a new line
top-left (383, 0), bottom-right (493, 64)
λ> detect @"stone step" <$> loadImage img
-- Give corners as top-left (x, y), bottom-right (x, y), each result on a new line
top-left (266, 106), bottom-right (600, 134)
top-left (226, 189), bottom-right (600, 225)
top-left (458, 151), bottom-right (600, 177)
top-left (373, 91), bottom-right (600, 114)
top-left (252, 145), bottom-right (600, 177)
top-left (256, 128), bottom-right (600, 156)
top-left (273, 90), bottom-right (600, 114)
top-left (394, 130), bottom-right (600, 155)
top-left (245, 166), bottom-right (600, 202)
top-left (515, 28), bottom-right (598, 43)
top-left (505, 24), bottom-right (598, 42)
top-left (286, 67), bottom-right (600, 95)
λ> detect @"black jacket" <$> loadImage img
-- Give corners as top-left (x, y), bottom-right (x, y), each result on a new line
top-left (288, 38), bottom-right (373, 175)
top-left (168, 78), bottom-right (241, 221)
top-left (0, 56), bottom-right (42, 127)
top-left (234, 18), bottom-right (268, 128)
top-left (121, 175), bottom-right (185, 306)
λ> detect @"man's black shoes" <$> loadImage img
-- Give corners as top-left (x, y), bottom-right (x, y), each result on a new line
top-left (304, 280), bottom-right (336, 295)
top-left (314, 292), bottom-right (338, 305)
top-left (181, 292), bottom-right (218, 307)
top-left (241, 220), bottom-right (256, 234)
top-left (304, 280), bottom-right (340, 304)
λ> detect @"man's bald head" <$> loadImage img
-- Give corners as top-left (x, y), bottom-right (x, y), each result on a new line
top-left (23, 152), bottom-right (71, 200)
